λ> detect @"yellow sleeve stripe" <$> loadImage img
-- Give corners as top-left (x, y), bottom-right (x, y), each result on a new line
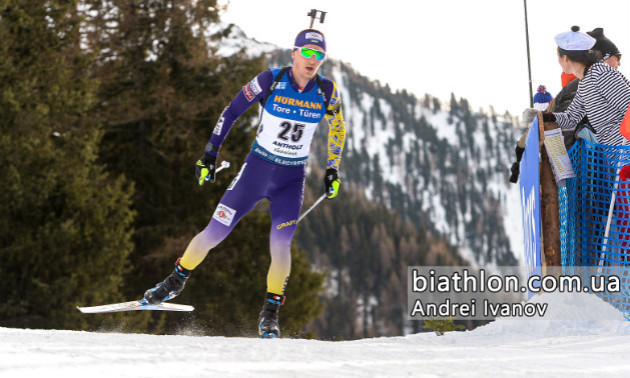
top-left (326, 82), bottom-right (346, 170)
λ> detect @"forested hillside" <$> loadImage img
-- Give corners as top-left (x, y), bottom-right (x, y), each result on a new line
top-left (0, 0), bottom-right (322, 337)
top-left (1, 1), bottom-right (518, 340)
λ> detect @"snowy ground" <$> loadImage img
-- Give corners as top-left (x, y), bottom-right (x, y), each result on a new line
top-left (2, 292), bottom-right (630, 378)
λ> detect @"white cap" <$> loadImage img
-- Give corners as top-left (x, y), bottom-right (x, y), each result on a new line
top-left (554, 26), bottom-right (596, 51)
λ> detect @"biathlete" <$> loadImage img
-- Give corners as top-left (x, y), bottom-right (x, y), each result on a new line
top-left (143, 28), bottom-right (346, 338)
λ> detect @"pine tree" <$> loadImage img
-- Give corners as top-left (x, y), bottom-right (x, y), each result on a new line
top-left (0, 0), bottom-right (135, 329)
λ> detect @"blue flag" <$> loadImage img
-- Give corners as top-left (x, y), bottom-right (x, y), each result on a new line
top-left (520, 118), bottom-right (542, 298)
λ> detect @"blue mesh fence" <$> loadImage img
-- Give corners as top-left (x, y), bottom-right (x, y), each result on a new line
top-left (559, 139), bottom-right (630, 318)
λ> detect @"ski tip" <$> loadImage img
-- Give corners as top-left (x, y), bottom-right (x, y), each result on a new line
top-left (77, 305), bottom-right (99, 314)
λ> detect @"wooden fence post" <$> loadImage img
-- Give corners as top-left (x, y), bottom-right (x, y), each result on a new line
top-left (539, 115), bottom-right (562, 267)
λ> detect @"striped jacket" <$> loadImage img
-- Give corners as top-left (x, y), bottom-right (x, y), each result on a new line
top-left (554, 63), bottom-right (630, 146)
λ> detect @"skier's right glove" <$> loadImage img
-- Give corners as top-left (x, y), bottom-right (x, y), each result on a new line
top-left (324, 168), bottom-right (340, 199)
top-left (195, 153), bottom-right (216, 185)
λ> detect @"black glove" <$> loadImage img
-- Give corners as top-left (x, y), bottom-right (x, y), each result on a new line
top-left (541, 112), bottom-right (556, 123)
top-left (195, 153), bottom-right (216, 185)
top-left (515, 145), bottom-right (525, 162)
top-left (324, 168), bottom-right (340, 199)
top-left (509, 162), bottom-right (520, 184)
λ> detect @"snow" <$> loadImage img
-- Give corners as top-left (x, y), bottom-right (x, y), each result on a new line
top-left (3, 292), bottom-right (630, 377)
top-left (205, 22), bottom-right (278, 58)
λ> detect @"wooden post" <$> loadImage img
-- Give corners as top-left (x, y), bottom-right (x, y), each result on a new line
top-left (539, 115), bottom-right (562, 267)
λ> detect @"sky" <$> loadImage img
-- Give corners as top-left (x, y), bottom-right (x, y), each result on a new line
top-left (3, 292), bottom-right (630, 377)
top-left (217, 0), bottom-right (630, 118)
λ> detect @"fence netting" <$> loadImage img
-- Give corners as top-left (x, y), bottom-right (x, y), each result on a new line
top-left (559, 139), bottom-right (630, 318)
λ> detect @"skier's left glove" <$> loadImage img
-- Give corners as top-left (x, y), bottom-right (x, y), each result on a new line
top-left (324, 168), bottom-right (340, 199)
top-left (195, 153), bottom-right (216, 185)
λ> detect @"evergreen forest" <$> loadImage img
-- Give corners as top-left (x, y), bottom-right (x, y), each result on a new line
top-left (1, 0), bottom-right (477, 339)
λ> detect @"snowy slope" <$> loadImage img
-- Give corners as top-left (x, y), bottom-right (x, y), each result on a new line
top-left (3, 292), bottom-right (629, 377)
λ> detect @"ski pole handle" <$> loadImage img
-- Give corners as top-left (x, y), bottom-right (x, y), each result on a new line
top-left (205, 161), bottom-right (230, 181)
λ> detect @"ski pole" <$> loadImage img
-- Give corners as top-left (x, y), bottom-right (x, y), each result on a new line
top-left (205, 160), bottom-right (231, 181)
top-left (298, 193), bottom-right (327, 222)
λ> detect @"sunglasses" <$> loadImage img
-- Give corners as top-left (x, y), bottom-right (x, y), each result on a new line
top-left (603, 53), bottom-right (622, 63)
top-left (295, 47), bottom-right (326, 61)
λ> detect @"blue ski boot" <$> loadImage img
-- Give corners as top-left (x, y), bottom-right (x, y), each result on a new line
top-left (258, 292), bottom-right (285, 339)
top-left (143, 259), bottom-right (192, 304)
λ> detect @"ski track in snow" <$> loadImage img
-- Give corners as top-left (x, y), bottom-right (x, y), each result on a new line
top-left (2, 292), bottom-right (630, 377)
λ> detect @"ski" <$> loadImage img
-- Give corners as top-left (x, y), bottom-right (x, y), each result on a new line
top-left (77, 300), bottom-right (194, 314)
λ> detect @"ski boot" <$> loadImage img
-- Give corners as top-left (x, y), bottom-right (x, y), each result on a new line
top-left (143, 258), bottom-right (192, 304)
top-left (258, 292), bottom-right (285, 339)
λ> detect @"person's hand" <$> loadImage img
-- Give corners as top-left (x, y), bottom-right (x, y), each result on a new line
top-left (324, 169), bottom-right (340, 199)
top-left (521, 108), bottom-right (539, 128)
top-left (509, 162), bottom-right (520, 184)
top-left (575, 124), bottom-right (597, 143)
top-left (195, 153), bottom-right (216, 185)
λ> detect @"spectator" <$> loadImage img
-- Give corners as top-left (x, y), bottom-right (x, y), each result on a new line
top-left (522, 26), bottom-right (630, 146)
top-left (512, 26), bottom-right (629, 183)
top-left (533, 85), bottom-right (554, 111)
top-left (588, 27), bottom-right (621, 69)
top-left (547, 27), bottom-right (623, 149)
top-left (562, 72), bottom-right (577, 88)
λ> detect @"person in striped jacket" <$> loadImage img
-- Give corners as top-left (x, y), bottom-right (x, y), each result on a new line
top-left (522, 26), bottom-right (630, 146)
top-left (522, 26), bottom-right (630, 260)
top-left (512, 27), bottom-right (627, 183)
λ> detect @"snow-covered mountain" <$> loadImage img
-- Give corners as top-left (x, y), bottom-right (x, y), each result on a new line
top-left (319, 59), bottom-right (523, 268)
top-left (210, 22), bottom-right (523, 268)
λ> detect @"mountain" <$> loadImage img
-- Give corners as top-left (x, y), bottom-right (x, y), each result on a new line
top-left (311, 56), bottom-right (522, 268)
top-left (212, 24), bottom-right (524, 338)
top-left (219, 31), bottom-right (523, 266)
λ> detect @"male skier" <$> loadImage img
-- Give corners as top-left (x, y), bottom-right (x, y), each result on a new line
top-left (143, 28), bottom-right (346, 338)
